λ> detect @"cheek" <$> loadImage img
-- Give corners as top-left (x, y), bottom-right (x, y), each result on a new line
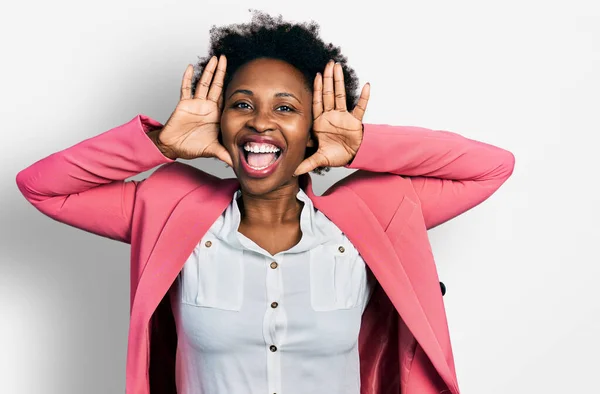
top-left (219, 113), bottom-right (238, 146)
top-left (285, 129), bottom-right (312, 159)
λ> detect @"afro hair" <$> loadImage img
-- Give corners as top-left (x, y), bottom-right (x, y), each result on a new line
top-left (192, 10), bottom-right (361, 174)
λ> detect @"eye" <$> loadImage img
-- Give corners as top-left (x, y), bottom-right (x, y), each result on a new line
top-left (233, 102), bottom-right (252, 110)
top-left (276, 105), bottom-right (294, 112)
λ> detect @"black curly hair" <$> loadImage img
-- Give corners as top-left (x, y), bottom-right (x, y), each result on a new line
top-left (192, 10), bottom-right (360, 175)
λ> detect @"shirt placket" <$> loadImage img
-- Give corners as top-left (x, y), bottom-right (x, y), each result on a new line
top-left (263, 255), bottom-right (286, 394)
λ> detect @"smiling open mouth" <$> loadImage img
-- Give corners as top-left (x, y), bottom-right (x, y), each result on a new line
top-left (242, 142), bottom-right (282, 170)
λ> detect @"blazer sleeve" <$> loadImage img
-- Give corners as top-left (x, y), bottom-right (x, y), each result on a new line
top-left (15, 115), bottom-right (174, 243)
top-left (346, 123), bottom-right (515, 230)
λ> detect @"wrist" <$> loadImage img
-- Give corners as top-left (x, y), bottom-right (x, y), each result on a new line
top-left (347, 124), bottom-right (364, 165)
top-left (147, 129), bottom-right (178, 160)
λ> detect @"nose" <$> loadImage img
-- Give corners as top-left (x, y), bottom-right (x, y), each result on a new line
top-left (246, 108), bottom-right (276, 133)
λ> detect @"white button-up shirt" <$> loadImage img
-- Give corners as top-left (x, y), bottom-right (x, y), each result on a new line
top-left (169, 188), bottom-right (375, 394)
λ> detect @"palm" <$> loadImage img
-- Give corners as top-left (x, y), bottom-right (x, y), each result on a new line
top-left (294, 60), bottom-right (370, 176)
top-left (311, 111), bottom-right (363, 167)
top-left (158, 55), bottom-right (232, 165)
top-left (161, 99), bottom-right (222, 160)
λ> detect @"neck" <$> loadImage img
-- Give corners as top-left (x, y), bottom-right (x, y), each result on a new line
top-left (238, 182), bottom-right (303, 227)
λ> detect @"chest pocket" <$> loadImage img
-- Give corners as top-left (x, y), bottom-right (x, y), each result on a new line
top-left (309, 241), bottom-right (368, 311)
top-left (179, 237), bottom-right (244, 311)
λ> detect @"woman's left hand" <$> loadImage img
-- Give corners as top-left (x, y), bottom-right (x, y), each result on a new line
top-left (294, 60), bottom-right (371, 176)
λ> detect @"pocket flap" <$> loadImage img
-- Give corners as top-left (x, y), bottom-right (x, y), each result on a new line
top-left (384, 195), bottom-right (417, 245)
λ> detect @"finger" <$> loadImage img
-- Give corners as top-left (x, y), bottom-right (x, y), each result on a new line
top-left (207, 55), bottom-right (227, 103)
top-left (294, 151), bottom-right (328, 177)
top-left (180, 64), bottom-right (193, 100)
top-left (351, 83), bottom-right (371, 121)
top-left (216, 150), bottom-right (233, 168)
top-left (322, 60), bottom-right (335, 111)
top-left (217, 93), bottom-right (224, 111)
top-left (194, 56), bottom-right (217, 99)
top-left (211, 143), bottom-right (233, 167)
top-left (312, 73), bottom-right (323, 119)
top-left (333, 63), bottom-right (347, 111)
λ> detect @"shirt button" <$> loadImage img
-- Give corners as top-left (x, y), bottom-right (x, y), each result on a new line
top-left (270, 261), bottom-right (278, 269)
top-left (338, 246), bottom-right (345, 253)
top-left (269, 345), bottom-right (277, 352)
top-left (271, 302), bottom-right (278, 308)
top-left (205, 240), bottom-right (212, 248)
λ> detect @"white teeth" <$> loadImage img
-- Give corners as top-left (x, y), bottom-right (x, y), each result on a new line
top-left (243, 142), bottom-right (281, 154)
top-left (249, 164), bottom-right (269, 170)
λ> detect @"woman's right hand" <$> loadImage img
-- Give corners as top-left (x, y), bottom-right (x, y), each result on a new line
top-left (153, 55), bottom-right (232, 165)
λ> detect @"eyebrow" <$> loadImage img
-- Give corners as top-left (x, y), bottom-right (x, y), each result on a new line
top-left (228, 89), bottom-right (301, 103)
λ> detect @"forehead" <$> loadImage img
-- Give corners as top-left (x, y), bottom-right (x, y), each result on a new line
top-left (226, 58), bottom-right (310, 96)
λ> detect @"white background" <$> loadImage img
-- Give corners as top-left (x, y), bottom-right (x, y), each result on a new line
top-left (2, 0), bottom-right (599, 393)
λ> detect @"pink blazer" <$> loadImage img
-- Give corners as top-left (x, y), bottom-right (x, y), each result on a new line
top-left (16, 115), bottom-right (515, 394)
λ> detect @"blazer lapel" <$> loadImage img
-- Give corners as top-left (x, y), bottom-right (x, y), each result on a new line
top-left (131, 178), bottom-right (239, 329)
top-left (302, 175), bottom-right (456, 392)
top-left (132, 172), bottom-right (455, 392)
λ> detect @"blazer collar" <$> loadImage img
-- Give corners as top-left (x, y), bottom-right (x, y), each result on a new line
top-left (131, 173), bottom-right (456, 392)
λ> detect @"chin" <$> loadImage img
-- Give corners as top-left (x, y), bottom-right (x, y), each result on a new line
top-left (235, 176), bottom-right (290, 196)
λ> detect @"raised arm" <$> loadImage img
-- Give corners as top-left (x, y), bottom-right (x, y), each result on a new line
top-left (15, 115), bottom-right (174, 243)
top-left (296, 60), bottom-right (515, 229)
top-left (16, 55), bottom-right (233, 243)
top-left (346, 123), bottom-right (515, 229)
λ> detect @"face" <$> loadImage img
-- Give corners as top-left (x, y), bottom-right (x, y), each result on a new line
top-left (220, 57), bottom-right (314, 196)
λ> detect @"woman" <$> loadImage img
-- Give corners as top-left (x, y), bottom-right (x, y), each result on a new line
top-left (15, 11), bottom-right (514, 394)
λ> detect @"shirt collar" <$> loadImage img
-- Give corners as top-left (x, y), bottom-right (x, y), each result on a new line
top-left (212, 188), bottom-right (336, 255)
